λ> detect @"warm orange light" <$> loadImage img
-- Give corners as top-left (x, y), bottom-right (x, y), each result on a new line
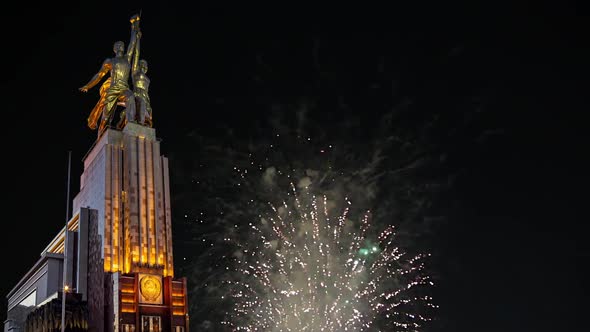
top-left (132, 250), bottom-right (139, 262)
top-left (121, 303), bottom-right (136, 313)
top-left (64, 285), bottom-right (69, 292)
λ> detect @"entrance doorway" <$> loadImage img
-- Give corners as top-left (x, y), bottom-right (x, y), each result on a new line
top-left (141, 315), bottom-right (161, 332)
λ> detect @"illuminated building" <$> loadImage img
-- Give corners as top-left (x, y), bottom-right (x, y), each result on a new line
top-left (5, 123), bottom-right (189, 332)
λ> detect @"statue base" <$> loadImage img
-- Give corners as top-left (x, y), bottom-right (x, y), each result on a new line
top-left (122, 122), bottom-right (156, 141)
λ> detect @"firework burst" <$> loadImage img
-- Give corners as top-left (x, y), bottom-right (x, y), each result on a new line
top-left (223, 182), bottom-right (436, 331)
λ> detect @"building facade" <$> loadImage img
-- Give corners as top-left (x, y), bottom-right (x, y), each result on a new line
top-left (5, 123), bottom-right (189, 332)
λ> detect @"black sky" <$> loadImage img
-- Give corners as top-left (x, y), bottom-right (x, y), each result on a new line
top-left (1, 2), bottom-right (588, 331)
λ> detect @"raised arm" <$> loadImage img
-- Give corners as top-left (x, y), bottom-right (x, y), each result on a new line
top-left (79, 59), bottom-right (112, 92)
top-left (132, 32), bottom-right (141, 75)
top-left (126, 14), bottom-right (141, 64)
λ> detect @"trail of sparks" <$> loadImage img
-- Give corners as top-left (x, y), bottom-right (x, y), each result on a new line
top-left (223, 183), bottom-right (436, 331)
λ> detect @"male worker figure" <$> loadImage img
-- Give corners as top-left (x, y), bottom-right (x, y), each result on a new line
top-left (80, 14), bottom-right (141, 134)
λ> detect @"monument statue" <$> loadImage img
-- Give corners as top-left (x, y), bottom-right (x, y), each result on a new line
top-left (79, 14), bottom-right (141, 134)
top-left (132, 38), bottom-right (153, 127)
top-left (118, 28), bottom-right (152, 129)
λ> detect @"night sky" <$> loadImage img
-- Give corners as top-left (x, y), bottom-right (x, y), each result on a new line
top-left (1, 2), bottom-right (587, 331)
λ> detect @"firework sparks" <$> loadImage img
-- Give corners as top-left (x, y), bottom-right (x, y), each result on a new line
top-left (223, 183), bottom-right (436, 331)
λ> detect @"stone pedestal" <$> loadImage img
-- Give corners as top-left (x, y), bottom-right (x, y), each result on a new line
top-left (72, 123), bottom-right (174, 277)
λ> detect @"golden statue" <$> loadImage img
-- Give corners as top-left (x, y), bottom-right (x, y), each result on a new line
top-left (118, 27), bottom-right (152, 129)
top-left (133, 41), bottom-right (153, 127)
top-left (80, 14), bottom-right (141, 134)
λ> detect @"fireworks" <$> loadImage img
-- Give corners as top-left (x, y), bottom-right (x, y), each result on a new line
top-left (223, 182), bottom-right (436, 331)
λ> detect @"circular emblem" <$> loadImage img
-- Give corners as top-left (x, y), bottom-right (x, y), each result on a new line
top-left (140, 275), bottom-right (161, 301)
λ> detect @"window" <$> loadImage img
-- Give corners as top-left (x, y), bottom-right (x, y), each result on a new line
top-left (122, 324), bottom-right (135, 332)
